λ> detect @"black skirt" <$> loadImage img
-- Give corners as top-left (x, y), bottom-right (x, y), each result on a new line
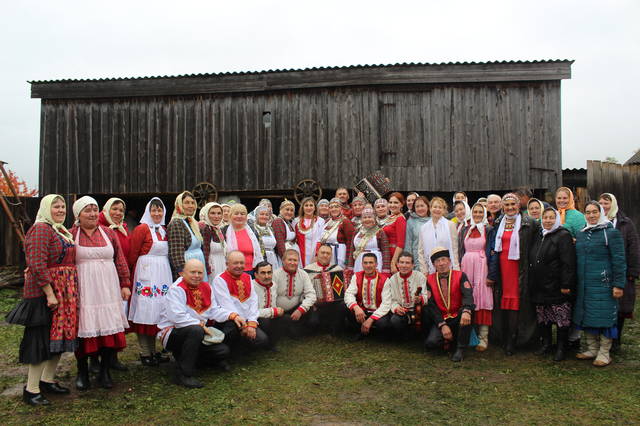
top-left (6, 297), bottom-right (53, 364)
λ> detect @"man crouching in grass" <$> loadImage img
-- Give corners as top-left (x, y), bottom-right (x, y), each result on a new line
top-left (157, 259), bottom-right (238, 388)
top-left (344, 253), bottom-right (392, 340)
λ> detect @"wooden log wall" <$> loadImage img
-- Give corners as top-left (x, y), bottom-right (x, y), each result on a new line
top-left (39, 81), bottom-right (562, 195)
top-left (587, 160), bottom-right (640, 229)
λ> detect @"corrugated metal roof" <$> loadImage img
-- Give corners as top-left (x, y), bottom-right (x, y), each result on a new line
top-left (29, 59), bottom-right (573, 84)
top-left (624, 151), bottom-right (640, 165)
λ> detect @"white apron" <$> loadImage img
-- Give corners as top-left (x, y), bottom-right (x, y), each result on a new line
top-left (75, 227), bottom-right (129, 338)
top-left (262, 231), bottom-right (281, 268)
top-left (129, 225), bottom-right (172, 325)
top-left (353, 233), bottom-right (383, 273)
top-left (208, 239), bottom-right (226, 279)
top-left (323, 225), bottom-right (347, 268)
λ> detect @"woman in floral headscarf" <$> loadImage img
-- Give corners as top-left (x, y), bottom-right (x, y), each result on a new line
top-left (200, 202), bottom-right (227, 279)
top-left (7, 195), bottom-right (78, 406)
top-left (99, 197), bottom-right (131, 260)
top-left (167, 191), bottom-right (208, 281)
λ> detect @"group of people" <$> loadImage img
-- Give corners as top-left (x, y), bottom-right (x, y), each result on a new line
top-left (7, 186), bottom-right (638, 404)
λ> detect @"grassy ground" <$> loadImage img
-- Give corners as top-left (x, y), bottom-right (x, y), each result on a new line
top-left (0, 287), bottom-right (639, 425)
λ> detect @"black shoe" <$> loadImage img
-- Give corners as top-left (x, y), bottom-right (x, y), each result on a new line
top-left (110, 352), bottom-right (128, 372)
top-left (140, 355), bottom-right (159, 367)
top-left (89, 355), bottom-right (100, 375)
top-left (76, 357), bottom-right (91, 391)
top-left (611, 339), bottom-right (621, 354)
top-left (350, 333), bottom-right (363, 342)
top-left (267, 345), bottom-right (280, 353)
top-left (23, 388), bottom-right (50, 406)
top-left (504, 335), bottom-right (517, 356)
top-left (174, 372), bottom-right (203, 389)
top-left (39, 381), bottom-right (70, 395)
top-left (451, 348), bottom-right (464, 362)
top-left (535, 325), bottom-right (552, 356)
top-left (216, 360), bottom-right (231, 372)
top-left (155, 351), bottom-right (171, 363)
top-left (554, 327), bottom-right (569, 362)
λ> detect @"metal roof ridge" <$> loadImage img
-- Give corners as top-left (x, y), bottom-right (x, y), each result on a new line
top-left (28, 59), bottom-right (575, 84)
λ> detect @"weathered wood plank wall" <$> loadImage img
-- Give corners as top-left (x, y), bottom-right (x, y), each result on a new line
top-left (587, 160), bottom-right (640, 229)
top-left (39, 81), bottom-right (562, 195)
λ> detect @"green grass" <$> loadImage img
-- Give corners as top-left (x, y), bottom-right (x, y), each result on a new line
top-left (0, 287), bottom-right (638, 425)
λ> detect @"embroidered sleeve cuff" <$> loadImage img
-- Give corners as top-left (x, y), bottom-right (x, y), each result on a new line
top-left (370, 315), bottom-right (380, 321)
top-left (229, 313), bottom-right (239, 321)
top-left (246, 321), bottom-right (258, 328)
top-left (348, 303), bottom-right (358, 311)
top-left (296, 306), bottom-right (307, 314)
top-left (272, 308), bottom-right (279, 318)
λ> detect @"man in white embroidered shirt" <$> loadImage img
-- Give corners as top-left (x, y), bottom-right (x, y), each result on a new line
top-left (157, 259), bottom-right (234, 389)
top-left (212, 251), bottom-right (269, 351)
top-left (272, 249), bottom-right (317, 338)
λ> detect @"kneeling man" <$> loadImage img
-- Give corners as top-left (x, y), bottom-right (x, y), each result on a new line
top-left (387, 252), bottom-right (429, 340)
top-left (212, 251), bottom-right (269, 351)
top-left (157, 259), bottom-right (233, 388)
top-left (344, 253), bottom-right (391, 339)
top-left (252, 261), bottom-right (284, 350)
top-left (424, 247), bottom-right (474, 362)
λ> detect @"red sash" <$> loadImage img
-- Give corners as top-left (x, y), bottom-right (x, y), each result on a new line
top-left (177, 280), bottom-right (211, 314)
top-left (220, 270), bottom-right (252, 302)
top-left (355, 271), bottom-right (388, 309)
top-left (426, 270), bottom-right (463, 319)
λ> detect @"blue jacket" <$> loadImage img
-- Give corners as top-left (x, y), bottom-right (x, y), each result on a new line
top-left (573, 223), bottom-right (626, 328)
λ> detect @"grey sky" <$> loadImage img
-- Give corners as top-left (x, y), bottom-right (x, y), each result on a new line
top-left (1, 0), bottom-right (638, 190)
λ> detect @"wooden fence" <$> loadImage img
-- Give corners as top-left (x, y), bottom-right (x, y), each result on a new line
top-left (587, 160), bottom-right (640, 229)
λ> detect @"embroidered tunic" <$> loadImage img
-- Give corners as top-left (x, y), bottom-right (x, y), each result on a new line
top-left (386, 271), bottom-right (429, 313)
top-left (253, 279), bottom-right (281, 319)
top-left (425, 270), bottom-right (474, 321)
top-left (318, 218), bottom-right (355, 268)
top-left (295, 217), bottom-right (326, 267)
top-left (212, 271), bottom-right (259, 326)
top-left (380, 214), bottom-right (407, 251)
top-left (344, 271), bottom-right (391, 320)
top-left (157, 278), bottom-right (231, 347)
top-left (272, 217), bottom-right (299, 260)
top-left (273, 268), bottom-right (317, 313)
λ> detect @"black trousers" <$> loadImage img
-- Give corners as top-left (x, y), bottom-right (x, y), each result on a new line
top-left (423, 315), bottom-right (471, 350)
top-left (308, 301), bottom-right (346, 334)
top-left (258, 317), bottom-right (283, 347)
top-left (389, 310), bottom-right (429, 339)
top-left (214, 320), bottom-right (269, 351)
top-left (345, 307), bottom-right (392, 338)
top-left (166, 325), bottom-right (230, 377)
top-left (276, 309), bottom-right (312, 339)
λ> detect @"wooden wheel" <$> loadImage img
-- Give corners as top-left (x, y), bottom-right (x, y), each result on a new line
top-left (293, 179), bottom-right (322, 204)
top-left (192, 182), bottom-right (218, 208)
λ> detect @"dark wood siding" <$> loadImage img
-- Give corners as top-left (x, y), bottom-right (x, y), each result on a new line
top-left (38, 76), bottom-right (566, 195)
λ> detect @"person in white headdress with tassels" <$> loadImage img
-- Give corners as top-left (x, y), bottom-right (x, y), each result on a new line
top-left (128, 197), bottom-right (173, 367)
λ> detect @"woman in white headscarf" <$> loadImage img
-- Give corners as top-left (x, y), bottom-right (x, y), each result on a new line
top-left (7, 195), bottom-right (78, 406)
top-left (574, 201), bottom-right (626, 367)
top-left (127, 197), bottom-right (172, 366)
top-left (251, 205), bottom-right (281, 268)
top-left (451, 200), bottom-right (472, 232)
top-left (70, 196), bottom-right (130, 390)
top-left (458, 202), bottom-right (493, 351)
top-left (486, 193), bottom-right (540, 356)
top-left (598, 193), bottom-right (639, 351)
top-left (527, 207), bottom-right (575, 361)
top-left (418, 197), bottom-right (459, 274)
top-left (200, 202), bottom-right (227, 279)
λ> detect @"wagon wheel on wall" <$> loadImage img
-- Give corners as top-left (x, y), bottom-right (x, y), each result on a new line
top-left (192, 182), bottom-right (218, 208)
top-left (293, 179), bottom-right (322, 204)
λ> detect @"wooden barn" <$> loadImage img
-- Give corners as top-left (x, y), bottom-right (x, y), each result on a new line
top-left (31, 60), bottom-right (572, 203)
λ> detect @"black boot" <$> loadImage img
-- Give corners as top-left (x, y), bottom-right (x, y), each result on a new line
top-left (89, 355), bottom-right (100, 375)
top-left (451, 346), bottom-right (465, 362)
top-left (504, 310), bottom-right (518, 356)
top-left (110, 351), bottom-right (128, 372)
top-left (75, 356), bottom-right (91, 391)
top-left (22, 387), bottom-right (50, 406)
top-left (535, 324), bottom-right (553, 355)
top-left (554, 327), bottom-right (569, 361)
top-left (98, 349), bottom-right (113, 389)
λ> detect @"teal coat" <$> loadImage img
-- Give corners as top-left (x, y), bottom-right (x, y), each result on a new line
top-left (405, 213), bottom-right (430, 270)
top-left (573, 223), bottom-right (627, 328)
top-left (561, 209), bottom-right (586, 238)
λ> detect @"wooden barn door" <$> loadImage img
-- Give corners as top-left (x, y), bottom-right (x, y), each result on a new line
top-left (378, 92), bottom-right (429, 190)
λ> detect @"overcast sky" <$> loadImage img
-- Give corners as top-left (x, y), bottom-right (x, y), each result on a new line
top-left (1, 0), bottom-right (638, 190)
